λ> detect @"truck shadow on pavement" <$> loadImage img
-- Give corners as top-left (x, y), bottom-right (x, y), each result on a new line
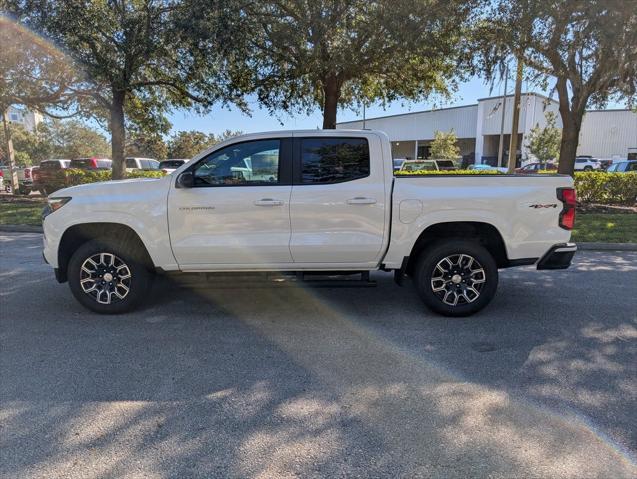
top-left (1, 235), bottom-right (636, 477)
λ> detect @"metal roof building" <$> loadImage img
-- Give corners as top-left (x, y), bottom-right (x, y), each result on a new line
top-left (336, 93), bottom-right (637, 165)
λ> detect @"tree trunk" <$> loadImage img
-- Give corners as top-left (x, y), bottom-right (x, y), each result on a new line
top-left (322, 75), bottom-right (340, 129)
top-left (555, 77), bottom-right (584, 176)
top-left (557, 115), bottom-right (581, 176)
top-left (2, 109), bottom-right (19, 194)
top-left (110, 89), bottom-right (126, 180)
top-left (507, 58), bottom-right (523, 172)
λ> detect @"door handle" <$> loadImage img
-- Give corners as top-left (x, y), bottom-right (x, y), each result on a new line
top-left (347, 197), bottom-right (377, 205)
top-left (254, 198), bottom-right (284, 206)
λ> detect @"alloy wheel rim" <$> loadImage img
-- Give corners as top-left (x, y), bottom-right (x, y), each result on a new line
top-left (431, 254), bottom-right (486, 306)
top-left (80, 253), bottom-right (132, 304)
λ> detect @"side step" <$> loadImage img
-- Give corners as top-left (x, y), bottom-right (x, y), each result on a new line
top-left (167, 271), bottom-right (377, 289)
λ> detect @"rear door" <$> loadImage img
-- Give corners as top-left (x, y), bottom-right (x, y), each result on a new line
top-left (168, 137), bottom-right (294, 267)
top-left (288, 134), bottom-right (387, 265)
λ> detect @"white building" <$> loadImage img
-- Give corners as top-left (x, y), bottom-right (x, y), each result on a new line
top-left (6, 106), bottom-right (43, 132)
top-left (336, 93), bottom-right (637, 165)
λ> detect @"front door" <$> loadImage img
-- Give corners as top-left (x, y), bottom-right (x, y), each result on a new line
top-left (168, 138), bottom-right (294, 267)
top-left (289, 135), bottom-right (387, 265)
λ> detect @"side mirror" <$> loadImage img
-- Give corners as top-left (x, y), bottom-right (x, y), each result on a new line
top-left (176, 171), bottom-right (194, 188)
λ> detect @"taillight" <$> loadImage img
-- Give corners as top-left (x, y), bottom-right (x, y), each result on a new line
top-left (90, 158), bottom-right (98, 169)
top-left (557, 187), bottom-right (576, 230)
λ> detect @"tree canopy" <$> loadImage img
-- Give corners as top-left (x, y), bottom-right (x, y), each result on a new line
top-left (525, 111), bottom-right (561, 165)
top-left (223, 0), bottom-right (479, 128)
top-left (7, 0), bottom-right (244, 178)
top-left (166, 129), bottom-right (243, 159)
top-left (0, 119), bottom-right (110, 165)
top-left (430, 130), bottom-right (460, 160)
top-left (475, 0), bottom-right (637, 174)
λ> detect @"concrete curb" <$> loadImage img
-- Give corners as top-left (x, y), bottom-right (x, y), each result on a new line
top-left (577, 242), bottom-right (637, 251)
top-left (1, 225), bottom-right (636, 251)
top-left (0, 224), bottom-right (43, 233)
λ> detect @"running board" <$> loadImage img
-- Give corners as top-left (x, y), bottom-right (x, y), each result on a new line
top-left (166, 271), bottom-right (377, 289)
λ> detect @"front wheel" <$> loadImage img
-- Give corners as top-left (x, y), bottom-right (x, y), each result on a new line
top-left (67, 239), bottom-right (152, 314)
top-left (413, 239), bottom-right (498, 317)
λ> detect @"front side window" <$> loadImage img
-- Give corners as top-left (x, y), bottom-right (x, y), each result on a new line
top-left (193, 139), bottom-right (280, 186)
top-left (301, 138), bottom-right (369, 184)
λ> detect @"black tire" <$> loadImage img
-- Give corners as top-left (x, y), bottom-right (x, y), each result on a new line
top-left (583, 166), bottom-right (593, 171)
top-left (413, 239), bottom-right (498, 317)
top-left (67, 238), bottom-right (153, 314)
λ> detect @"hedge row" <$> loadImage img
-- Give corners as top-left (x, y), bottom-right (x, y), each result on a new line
top-left (573, 171), bottom-right (637, 205)
top-left (44, 168), bottom-right (636, 205)
top-left (396, 169), bottom-right (637, 205)
top-left (42, 169), bottom-right (165, 191)
top-left (395, 169), bottom-right (505, 175)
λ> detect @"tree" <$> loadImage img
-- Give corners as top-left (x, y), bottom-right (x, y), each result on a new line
top-left (40, 120), bottom-right (111, 159)
top-left (476, 0), bottom-right (637, 175)
top-left (429, 129), bottom-right (460, 159)
top-left (166, 129), bottom-right (243, 158)
top-left (0, 15), bottom-right (83, 190)
top-left (525, 111), bottom-right (561, 165)
top-left (228, 0), bottom-right (478, 129)
top-left (126, 132), bottom-right (167, 160)
top-left (9, 0), bottom-right (244, 179)
top-left (0, 119), bottom-right (111, 164)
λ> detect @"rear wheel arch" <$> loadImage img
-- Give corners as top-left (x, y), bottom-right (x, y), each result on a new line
top-left (58, 223), bottom-right (154, 282)
top-left (406, 221), bottom-right (508, 275)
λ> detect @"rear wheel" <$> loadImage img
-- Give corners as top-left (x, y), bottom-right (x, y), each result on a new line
top-left (67, 239), bottom-right (152, 314)
top-left (413, 239), bottom-right (498, 317)
top-left (583, 165), bottom-right (593, 171)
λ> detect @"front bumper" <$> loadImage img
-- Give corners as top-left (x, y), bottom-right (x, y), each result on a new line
top-left (537, 243), bottom-right (577, 270)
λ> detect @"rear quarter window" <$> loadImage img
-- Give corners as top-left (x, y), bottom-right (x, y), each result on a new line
top-left (300, 137), bottom-right (369, 184)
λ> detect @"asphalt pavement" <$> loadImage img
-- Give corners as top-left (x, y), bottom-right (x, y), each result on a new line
top-left (1, 233), bottom-right (636, 478)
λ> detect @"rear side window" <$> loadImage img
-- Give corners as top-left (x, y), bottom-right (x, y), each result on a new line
top-left (627, 162), bottom-right (637, 171)
top-left (300, 137), bottom-right (369, 184)
top-left (126, 158), bottom-right (138, 168)
top-left (70, 159), bottom-right (93, 169)
top-left (141, 159), bottom-right (159, 169)
top-left (39, 161), bottom-right (62, 170)
top-left (160, 160), bottom-right (185, 169)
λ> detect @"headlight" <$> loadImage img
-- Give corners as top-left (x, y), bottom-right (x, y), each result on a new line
top-left (42, 197), bottom-right (71, 220)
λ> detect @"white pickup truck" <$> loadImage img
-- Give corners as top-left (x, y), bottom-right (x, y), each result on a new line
top-left (42, 130), bottom-right (577, 316)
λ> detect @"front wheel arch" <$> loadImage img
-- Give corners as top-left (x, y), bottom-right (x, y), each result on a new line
top-left (58, 223), bottom-right (154, 283)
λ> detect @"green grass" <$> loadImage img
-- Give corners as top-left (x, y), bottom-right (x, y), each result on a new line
top-left (0, 199), bottom-right (46, 226)
top-left (571, 213), bottom-right (637, 243)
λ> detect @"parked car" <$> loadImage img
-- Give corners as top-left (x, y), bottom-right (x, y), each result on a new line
top-left (574, 156), bottom-right (602, 171)
top-left (159, 159), bottom-right (189, 174)
top-left (69, 158), bottom-right (112, 170)
top-left (34, 159), bottom-right (71, 195)
top-left (0, 165), bottom-right (37, 194)
top-left (433, 160), bottom-right (458, 171)
top-left (392, 158), bottom-right (406, 172)
top-left (126, 157), bottom-right (160, 172)
top-left (468, 164), bottom-right (509, 173)
top-left (42, 130), bottom-right (576, 317)
top-left (399, 159), bottom-right (438, 172)
top-left (606, 160), bottom-right (637, 172)
top-left (515, 162), bottom-right (557, 174)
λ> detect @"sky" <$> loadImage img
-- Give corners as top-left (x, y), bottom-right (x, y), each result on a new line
top-left (166, 74), bottom-right (627, 136)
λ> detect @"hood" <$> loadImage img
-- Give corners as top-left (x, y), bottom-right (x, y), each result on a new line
top-left (49, 177), bottom-right (167, 198)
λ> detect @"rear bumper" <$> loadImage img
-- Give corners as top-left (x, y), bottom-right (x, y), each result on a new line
top-left (537, 243), bottom-right (577, 270)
